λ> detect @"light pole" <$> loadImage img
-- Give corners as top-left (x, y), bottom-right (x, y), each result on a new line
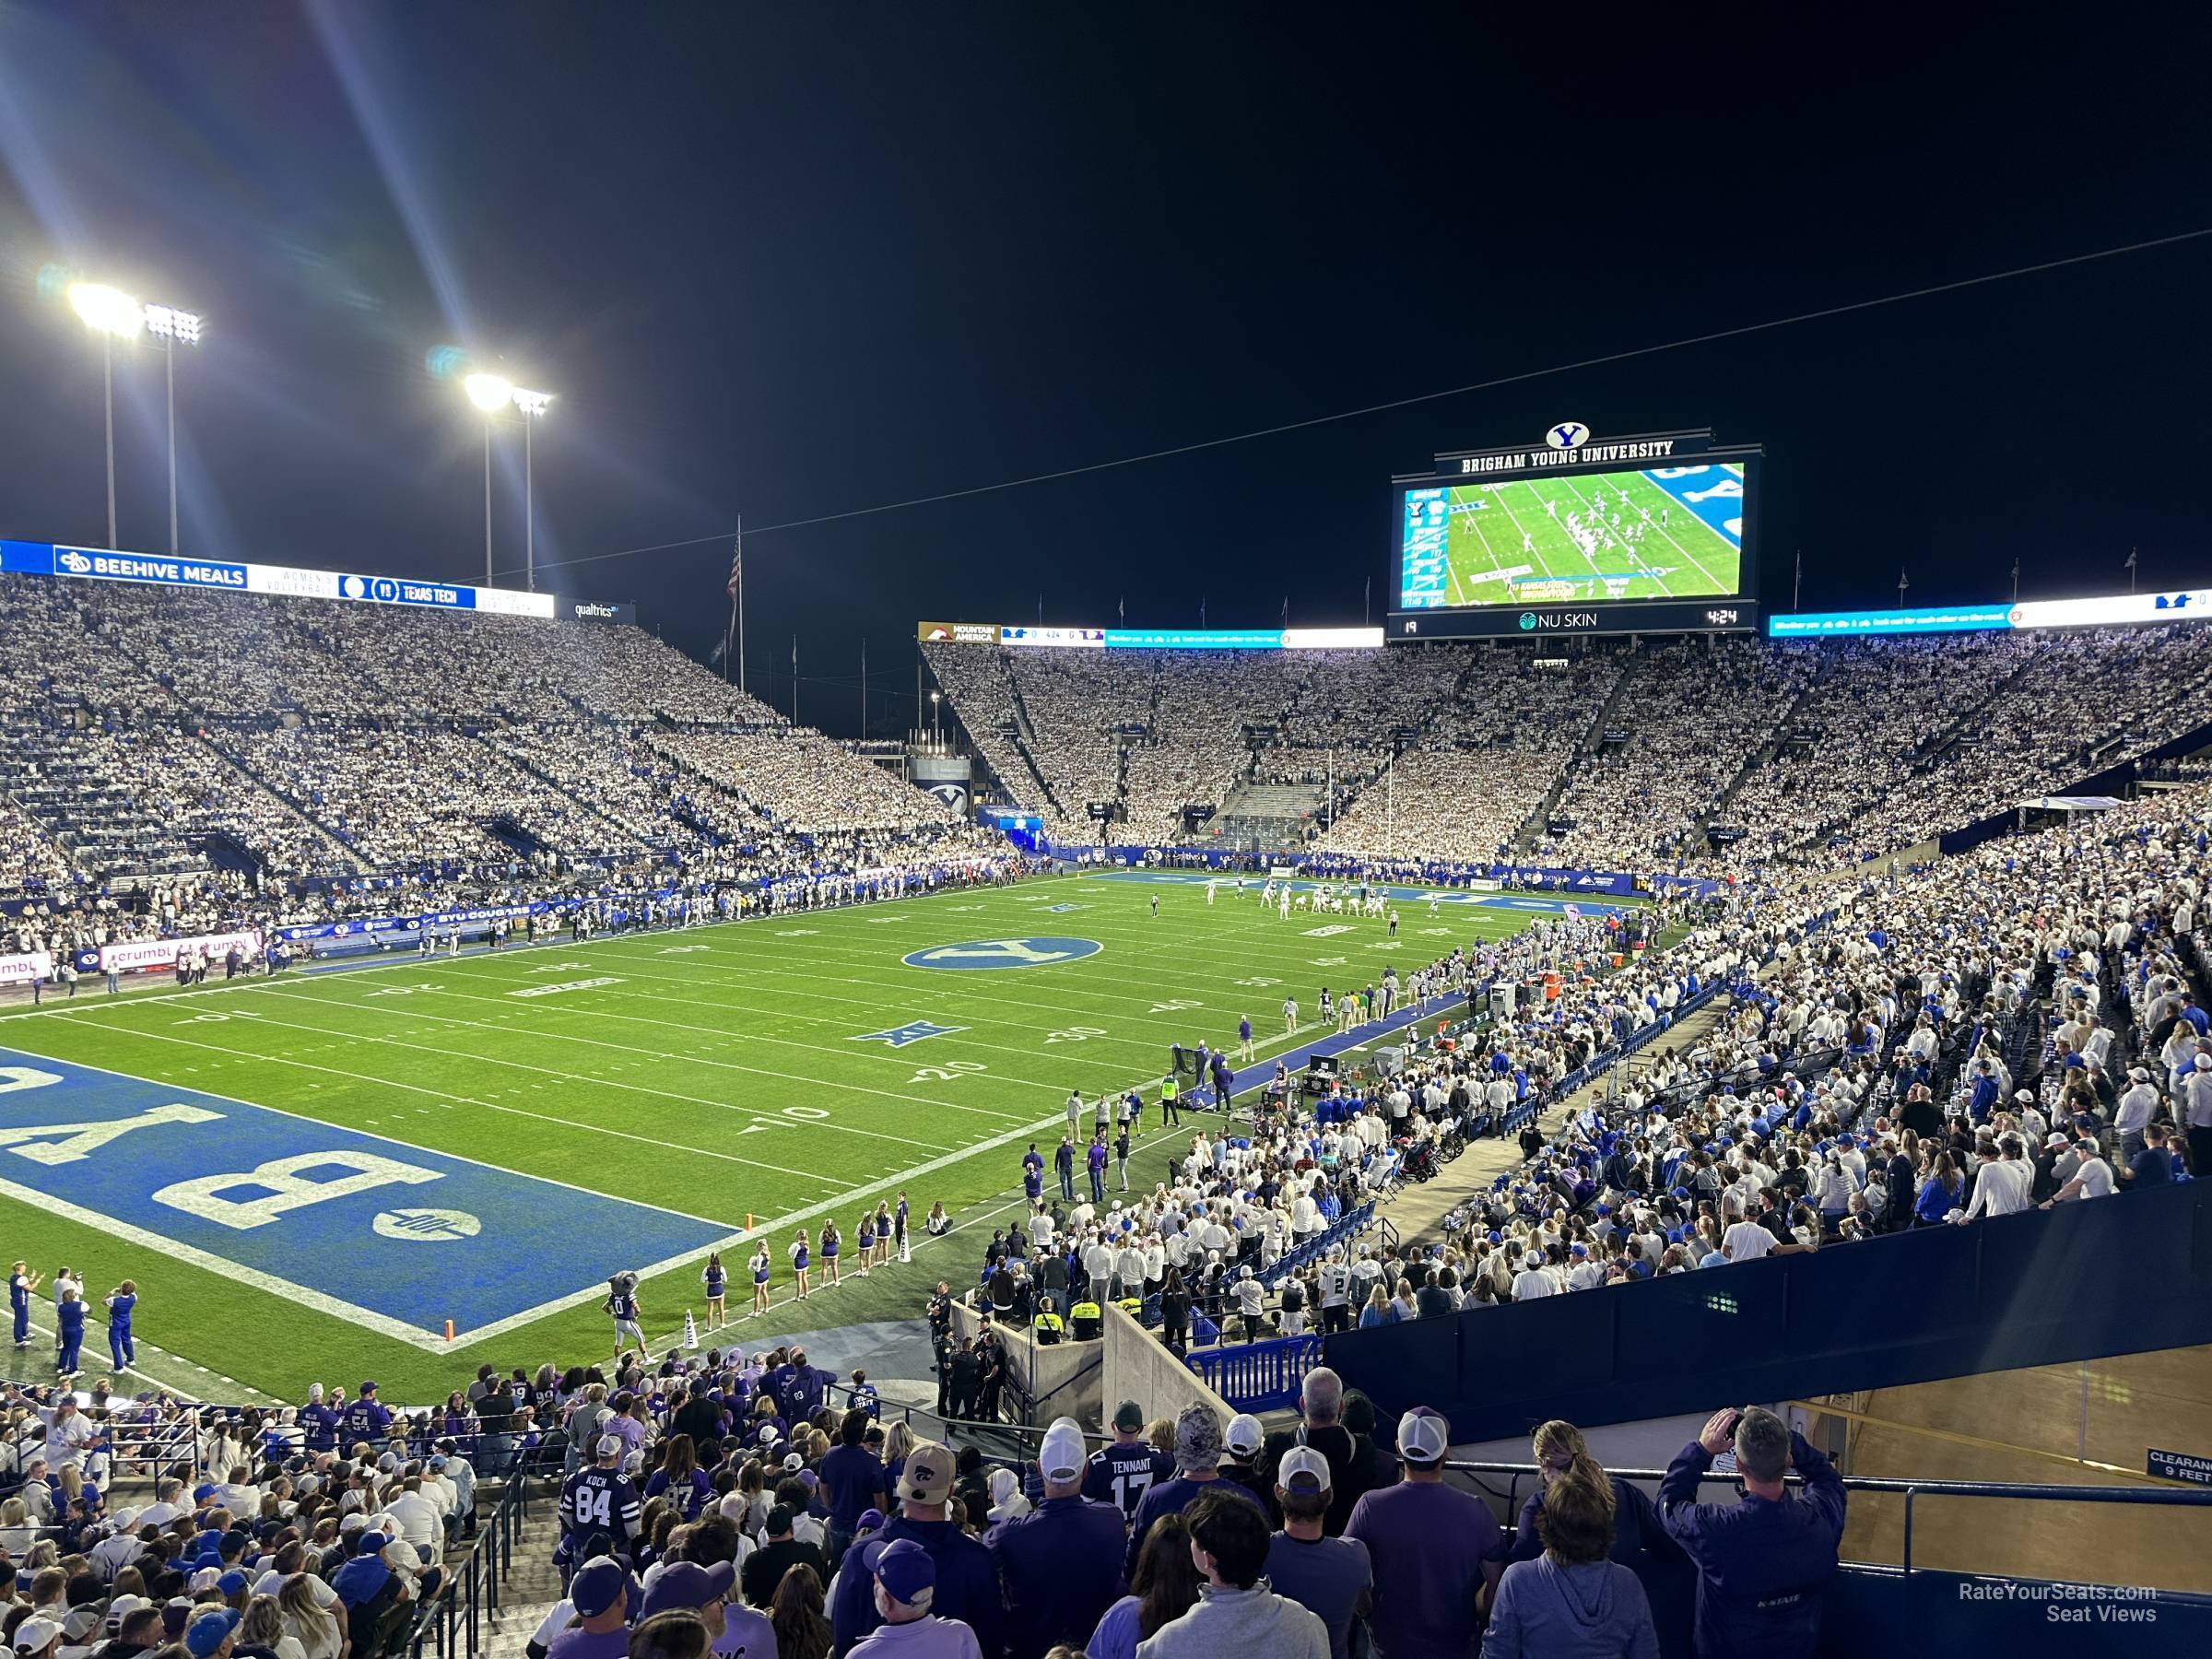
top-left (67, 284), bottom-right (146, 549)
top-left (144, 305), bottom-right (202, 554)
top-left (463, 373), bottom-right (553, 588)
top-left (930, 689), bottom-right (941, 742)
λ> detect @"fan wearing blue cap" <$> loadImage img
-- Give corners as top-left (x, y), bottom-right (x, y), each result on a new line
top-left (547, 1558), bottom-right (631, 1659)
top-left (846, 1540), bottom-right (978, 1659)
top-left (183, 1609), bottom-right (239, 1659)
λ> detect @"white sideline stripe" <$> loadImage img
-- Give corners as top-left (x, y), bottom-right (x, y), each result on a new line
top-left (0, 1170), bottom-right (455, 1350)
top-left (10, 1312), bottom-right (281, 1404)
top-left (0, 1042), bottom-right (747, 1230)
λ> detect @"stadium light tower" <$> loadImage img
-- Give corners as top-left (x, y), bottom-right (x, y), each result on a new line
top-left (461, 373), bottom-right (553, 588)
top-left (67, 283), bottom-right (144, 550)
top-left (144, 304), bottom-right (203, 556)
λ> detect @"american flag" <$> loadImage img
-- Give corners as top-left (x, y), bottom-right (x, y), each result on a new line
top-left (726, 540), bottom-right (742, 601)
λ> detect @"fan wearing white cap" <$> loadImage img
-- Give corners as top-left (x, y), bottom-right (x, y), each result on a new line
top-left (1263, 1449), bottom-right (1371, 1659)
top-left (986, 1419), bottom-right (1125, 1659)
top-left (1343, 1409), bottom-right (1501, 1655)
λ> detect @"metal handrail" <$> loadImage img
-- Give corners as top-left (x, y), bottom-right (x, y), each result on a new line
top-left (1439, 1459), bottom-right (2212, 1578)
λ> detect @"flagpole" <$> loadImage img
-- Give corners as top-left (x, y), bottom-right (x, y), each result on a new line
top-left (792, 634), bottom-right (799, 725)
top-left (735, 515), bottom-right (747, 697)
top-left (860, 636), bottom-right (867, 743)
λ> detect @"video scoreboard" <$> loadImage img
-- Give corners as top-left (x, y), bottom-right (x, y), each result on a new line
top-left (1389, 424), bottom-right (1761, 640)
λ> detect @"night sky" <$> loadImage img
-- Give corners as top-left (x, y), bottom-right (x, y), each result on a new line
top-left (2, 6), bottom-right (2206, 735)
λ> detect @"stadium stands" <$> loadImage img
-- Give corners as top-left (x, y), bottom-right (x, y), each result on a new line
top-left (928, 629), bottom-right (2212, 879)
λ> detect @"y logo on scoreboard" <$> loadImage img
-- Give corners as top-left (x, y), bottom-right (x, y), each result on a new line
top-left (850, 1020), bottom-right (966, 1048)
top-left (1546, 420), bottom-right (1590, 451)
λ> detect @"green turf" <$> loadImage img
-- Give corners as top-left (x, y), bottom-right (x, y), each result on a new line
top-left (1439, 465), bottom-right (1741, 605)
top-left (0, 874), bottom-right (1569, 1402)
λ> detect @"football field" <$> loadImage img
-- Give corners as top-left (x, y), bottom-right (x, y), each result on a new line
top-left (1434, 465), bottom-right (1743, 605)
top-left (0, 873), bottom-right (1603, 1402)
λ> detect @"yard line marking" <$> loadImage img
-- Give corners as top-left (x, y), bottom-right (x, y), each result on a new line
top-left (13, 1022), bottom-right (830, 1192)
top-left (182, 1002), bottom-right (977, 1152)
top-left (253, 986), bottom-right (1018, 1141)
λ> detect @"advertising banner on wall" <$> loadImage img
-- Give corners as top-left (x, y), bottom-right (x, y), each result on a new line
top-left (99, 929), bottom-right (263, 975)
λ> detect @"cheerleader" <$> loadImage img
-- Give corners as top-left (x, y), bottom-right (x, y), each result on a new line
top-left (750, 1241), bottom-right (771, 1316)
top-left (104, 1279), bottom-right (136, 1373)
top-left (819, 1220), bottom-right (841, 1288)
top-left (854, 1209), bottom-right (876, 1277)
top-left (700, 1253), bottom-right (727, 1331)
top-left (873, 1202), bottom-right (894, 1268)
top-left (789, 1229), bottom-right (811, 1300)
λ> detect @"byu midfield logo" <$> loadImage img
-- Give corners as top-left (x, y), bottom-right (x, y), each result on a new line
top-left (902, 936), bottom-right (1103, 971)
top-left (1546, 420), bottom-right (1590, 450)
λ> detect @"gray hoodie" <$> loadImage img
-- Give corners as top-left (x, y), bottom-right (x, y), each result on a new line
top-left (1481, 1557), bottom-right (1658, 1659)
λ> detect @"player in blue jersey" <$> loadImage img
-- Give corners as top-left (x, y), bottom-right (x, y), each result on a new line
top-left (1083, 1400), bottom-right (1173, 1522)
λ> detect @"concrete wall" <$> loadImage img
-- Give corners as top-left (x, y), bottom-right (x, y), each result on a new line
top-left (1101, 1300), bottom-right (1236, 1434)
top-left (950, 1301), bottom-right (1102, 1427)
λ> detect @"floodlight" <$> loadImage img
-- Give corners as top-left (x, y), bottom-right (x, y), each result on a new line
top-left (67, 283), bottom-right (145, 338)
top-left (510, 386), bottom-right (553, 417)
top-left (144, 305), bottom-right (203, 346)
top-left (464, 372), bottom-right (514, 412)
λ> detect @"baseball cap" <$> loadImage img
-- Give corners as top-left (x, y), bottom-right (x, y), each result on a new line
top-left (1397, 1406), bottom-right (1451, 1465)
top-left (782, 1452), bottom-right (806, 1473)
top-left (1173, 1403), bottom-right (1224, 1469)
top-left (1039, 1421), bottom-right (1088, 1484)
top-left (1277, 1446), bottom-right (1332, 1492)
top-left (568, 1559), bottom-right (627, 1619)
top-left (1112, 1400), bottom-right (1146, 1432)
top-left (183, 1610), bottom-right (240, 1659)
top-left (874, 1539), bottom-right (935, 1608)
top-left (359, 1381), bottom-right (378, 1394)
top-left (596, 1434), bottom-right (624, 1459)
top-left (13, 1619), bottom-right (62, 1656)
top-left (895, 1441), bottom-right (956, 1504)
top-left (1225, 1413), bottom-right (1265, 1457)
top-left (217, 1570), bottom-right (250, 1597)
top-left (193, 1483), bottom-right (218, 1503)
top-left (104, 1596), bottom-right (151, 1633)
top-left (639, 1559), bottom-right (735, 1620)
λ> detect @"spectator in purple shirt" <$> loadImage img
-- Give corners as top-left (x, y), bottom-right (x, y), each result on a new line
top-left (818, 1408), bottom-right (888, 1571)
top-left (1344, 1407), bottom-right (1500, 1659)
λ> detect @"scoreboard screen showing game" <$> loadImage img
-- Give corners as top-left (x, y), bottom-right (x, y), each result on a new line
top-left (1389, 428), bottom-right (1761, 639)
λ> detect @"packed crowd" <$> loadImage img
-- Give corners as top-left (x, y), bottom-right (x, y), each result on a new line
top-left (1400, 780), bottom-right (2211, 1312)
top-left (926, 629), bottom-right (2212, 887)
